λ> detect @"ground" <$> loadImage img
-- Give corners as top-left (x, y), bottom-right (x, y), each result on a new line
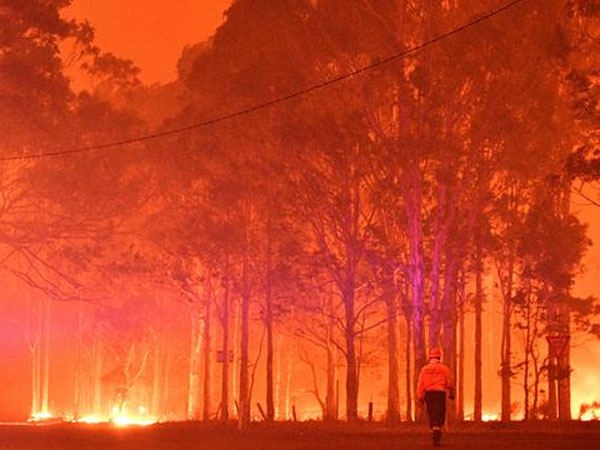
top-left (0, 421), bottom-right (599, 449)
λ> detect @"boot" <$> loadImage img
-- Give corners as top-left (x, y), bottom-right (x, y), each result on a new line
top-left (432, 426), bottom-right (442, 447)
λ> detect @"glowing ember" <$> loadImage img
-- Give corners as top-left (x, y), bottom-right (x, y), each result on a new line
top-left (110, 405), bottom-right (156, 427)
top-left (77, 415), bottom-right (102, 424)
top-left (482, 413), bottom-right (500, 422)
top-left (29, 411), bottom-right (54, 422)
top-left (579, 402), bottom-right (600, 421)
top-left (70, 405), bottom-right (156, 426)
top-left (112, 415), bottom-right (156, 427)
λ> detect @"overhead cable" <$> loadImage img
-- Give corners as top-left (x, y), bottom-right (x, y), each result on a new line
top-left (0, 0), bottom-right (527, 162)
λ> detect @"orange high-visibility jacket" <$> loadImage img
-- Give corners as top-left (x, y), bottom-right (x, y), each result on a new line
top-left (417, 360), bottom-right (454, 401)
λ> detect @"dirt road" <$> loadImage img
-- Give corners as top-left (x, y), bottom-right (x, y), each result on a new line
top-left (1, 422), bottom-right (598, 449)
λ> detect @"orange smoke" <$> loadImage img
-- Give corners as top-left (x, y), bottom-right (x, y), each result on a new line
top-left (64, 0), bottom-right (232, 84)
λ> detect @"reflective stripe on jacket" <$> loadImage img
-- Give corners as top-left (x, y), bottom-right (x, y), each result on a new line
top-left (417, 360), bottom-right (453, 401)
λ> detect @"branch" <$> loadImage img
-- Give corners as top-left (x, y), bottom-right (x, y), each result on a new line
top-left (249, 326), bottom-right (267, 402)
top-left (355, 316), bottom-right (388, 336)
top-left (572, 185), bottom-right (600, 207)
top-left (298, 349), bottom-right (325, 413)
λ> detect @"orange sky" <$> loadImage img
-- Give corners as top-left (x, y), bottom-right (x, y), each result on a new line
top-left (65, 0), bottom-right (232, 84)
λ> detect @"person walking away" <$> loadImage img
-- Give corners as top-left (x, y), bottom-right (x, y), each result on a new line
top-left (417, 347), bottom-right (454, 447)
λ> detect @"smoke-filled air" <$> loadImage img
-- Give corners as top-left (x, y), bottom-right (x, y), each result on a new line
top-left (1, 1), bottom-right (600, 449)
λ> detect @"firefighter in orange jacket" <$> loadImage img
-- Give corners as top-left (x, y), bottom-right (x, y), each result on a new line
top-left (417, 347), bottom-right (454, 447)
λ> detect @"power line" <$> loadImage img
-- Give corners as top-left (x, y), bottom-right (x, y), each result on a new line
top-left (1, 0), bottom-right (528, 162)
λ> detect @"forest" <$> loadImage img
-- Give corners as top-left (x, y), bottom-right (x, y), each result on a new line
top-left (1, 0), bottom-right (600, 428)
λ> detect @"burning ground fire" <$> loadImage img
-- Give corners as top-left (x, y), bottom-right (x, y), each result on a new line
top-left (108, 405), bottom-right (156, 427)
top-left (481, 414), bottom-right (500, 422)
top-left (29, 411), bottom-right (54, 422)
top-left (579, 402), bottom-right (600, 421)
top-left (28, 400), bottom-right (600, 425)
top-left (28, 406), bottom-right (156, 427)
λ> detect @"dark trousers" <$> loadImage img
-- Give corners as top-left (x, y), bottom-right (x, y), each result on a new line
top-left (424, 391), bottom-right (446, 429)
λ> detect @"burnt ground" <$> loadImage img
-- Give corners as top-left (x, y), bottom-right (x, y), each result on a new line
top-left (0, 421), bottom-right (599, 450)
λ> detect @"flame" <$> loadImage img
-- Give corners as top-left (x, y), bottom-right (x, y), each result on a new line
top-left (111, 415), bottom-right (155, 427)
top-left (71, 405), bottom-right (156, 426)
top-left (29, 411), bottom-right (54, 422)
top-left (77, 415), bottom-right (102, 424)
top-left (578, 402), bottom-right (600, 421)
top-left (110, 405), bottom-right (156, 427)
top-left (481, 413), bottom-right (499, 422)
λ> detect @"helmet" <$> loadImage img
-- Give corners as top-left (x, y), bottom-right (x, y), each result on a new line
top-left (429, 347), bottom-right (442, 359)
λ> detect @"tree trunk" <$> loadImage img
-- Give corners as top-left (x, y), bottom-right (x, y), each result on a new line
top-left (557, 183), bottom-right (572, 420)
top-left (558, 335), bottom-right (571, 420)
top-left (383, 266), bottom-right (400, 424)
top-left (285, 343), bottom-right (293, 420)
top-left (32, 333), bottom-right (39, 416)
top-left (442, 257), bottom-right (457, 422)
top-left (232, 299), bottom-right (240, 411)
top-left (152, 328), bottom-right (161, 418)
top-left (28, 296), bottom-right (40, 417)
top-left (531, 292), bottom-right (541, 419)
top-left (42, 297), bottom-right (50, 414)
top-left (343, 277), bottom-right (358, 421)
top-left (429, 185), bottom-right (446, 348)
top-left (265, 232), bottom-right (275, 421)
top-left (74, 306), bottom-right (83, 419)
top-left (547, 285), bottom-right (558, 420)
top-left (523, 284), bottom-right (532, 420)
top-left (523, 323), bottom-right (530, 420)
top-left (404, 313), bottom-right (413, 421)
top-left (474, 243), bottom-right (483, 422)
top-left (407, 171), bottom-right (426, 420)
top-left (548, 353), bottom-right (558, 419)
top-left (187, 306), bottom-right (203, 421)
top-left (325, 338), bottom-right (336, 421)
top-left (532, 353), bottom-right (541, 418)
top-left (163, 321), bottom-right (172, 419)
top-left (221, 269), bottom-right (230, 421)
top-left (203, 280), bottom-right (212, 421)
top-left (239, 254), bottom-right (251, 429)
top-left (151, 294), bottom-right (163, 419)
top-left (457, 271), bottom-right (465, 420)
top-left (500, 255), bottom-right (514, 422)
top-left (325, 298), bottom-right (337, 421)
top-left (93, 336), bottom-right (102, 416)
top-left (275, 339), bottom-right (282, 420)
